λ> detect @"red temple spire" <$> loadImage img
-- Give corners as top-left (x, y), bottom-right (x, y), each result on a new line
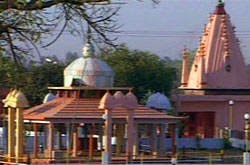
top-left (180, 1), bottom-right (250, 89)
top-left (214, 0), bottom-right (226, 15)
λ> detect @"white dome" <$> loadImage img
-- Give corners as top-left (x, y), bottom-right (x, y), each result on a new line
top-left (146, 92), bottom-right (171, 110)
top-left (64, 42), bottom-right (115, 87)
top-left (43, 93), bottom-right (57, 103)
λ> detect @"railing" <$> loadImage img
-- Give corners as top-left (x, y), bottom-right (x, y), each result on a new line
top-left (0, 146), bottom-right (225, 164)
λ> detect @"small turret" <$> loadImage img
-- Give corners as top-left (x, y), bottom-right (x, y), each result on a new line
top-left (181, 47), bottom-right (189, 87)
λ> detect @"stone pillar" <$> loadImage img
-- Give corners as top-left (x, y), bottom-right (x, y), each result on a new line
top-left (73, 124), bottom-right (78, 157)
top-left (133, 123), bottom-right (139, 159)
top-left (116, 124), bottom-right (124, 155)
top-left (57, 90), bottom-right (63, 97)
top-left (66, 90), bottom-right (71, 97)
top-left (8, 107), bottom-right (15, 161)
top-left (89, 123), bottom-right (94, 160)
top-left (102, 109), bottom-right (112, 164)
top-left (126, 110), bottom-right (134, 162)
top-left (243, 152), bottom-right (250, 165)
top-left (74, 91), bottom-right (79, 98)
top-left (48, 123), bottom-right (54, 159)
top-left (16, 108), bottom-right (24, 162)
top-left (159, 124), bottom-right (166, 156)
top-left (34, 123), bottom-right (38, 158)
top-left (150, 124), bottom-right (157, 157)
top-left (66, 123), bottom-right (71, 152)
top-left (171, 124), bottom-right (177, 158)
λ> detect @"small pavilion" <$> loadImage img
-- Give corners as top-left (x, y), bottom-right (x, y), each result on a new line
top-left (177, 1), bottom-right (250, 138)
top-left (2, 41), bottom-right (185, 164)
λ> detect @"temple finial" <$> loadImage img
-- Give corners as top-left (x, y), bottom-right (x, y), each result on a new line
top-left (218, 0), bottom-right (225, 6)
top-left (82, 25), bottom-right (95, 58)
top-left (87, 25), bottom-right (91, 43)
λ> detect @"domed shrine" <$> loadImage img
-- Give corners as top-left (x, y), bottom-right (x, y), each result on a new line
top-left (0, 41), bottom-right (185, 164)
top-left (146, 92), bottom-right (171, 110)
top-left (64, 42), bottom-right (114, 87)
top-left (43, 92), bottom-right (57, 103)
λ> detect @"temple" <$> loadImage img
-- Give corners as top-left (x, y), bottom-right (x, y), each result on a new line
top-left (178, 1), bottom-right (250, 138)
top-left (2, 41), bottom-right (185, 164)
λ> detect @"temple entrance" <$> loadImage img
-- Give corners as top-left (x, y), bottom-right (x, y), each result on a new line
top-left (183, 112), bottom-right (215, 138)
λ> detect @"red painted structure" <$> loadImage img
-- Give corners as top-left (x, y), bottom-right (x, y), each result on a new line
top-left (177, 2), bottom-right (250, 138)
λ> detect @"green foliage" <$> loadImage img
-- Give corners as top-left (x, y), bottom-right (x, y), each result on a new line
top-left (162, 49), bottom-right (196, 88)
top-left (140, 89), bottom-right (154, 105)
top-left (0, 54), bottom-right (64, 106)
top-left (98, 46), bottom-right (176, 100)
top-left (22, 63), bottom-right (64, 106)
top-left (65, 51), bottom-right (79, 64)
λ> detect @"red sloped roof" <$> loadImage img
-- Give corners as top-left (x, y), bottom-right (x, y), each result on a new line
top-left (23, 97), bottom-right (184, 122)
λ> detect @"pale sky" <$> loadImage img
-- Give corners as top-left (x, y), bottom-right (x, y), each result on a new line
top-left (39, 0), bottom-right (250, 63)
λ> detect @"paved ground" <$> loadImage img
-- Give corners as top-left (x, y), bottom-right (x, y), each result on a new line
top-left (177, 148), bottom-right (244, 164)
top-left (220, 148), bottom-right (243, 164)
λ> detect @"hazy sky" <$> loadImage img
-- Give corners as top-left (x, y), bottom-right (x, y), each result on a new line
top-left (39, 0), bottom-right (250, 62)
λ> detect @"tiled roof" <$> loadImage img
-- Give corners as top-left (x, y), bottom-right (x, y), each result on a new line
top-left (23, 97), bottom-right (184, 122)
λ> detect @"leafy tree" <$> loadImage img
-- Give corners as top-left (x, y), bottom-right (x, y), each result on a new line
top-left (22, 63), bottom-right (64, 106)
top-left (65, 51), bottom-right (79, 64)
top-left (162, 48), bottom-right (196, 87)
top-left (0, 0), bottom-right (158, 66)
top-left (98, 46), bottom-right (176, 100)
top-left (0, 0), bottom-right (121, 66)
top-left (0, 53), bottom-right (64, 106)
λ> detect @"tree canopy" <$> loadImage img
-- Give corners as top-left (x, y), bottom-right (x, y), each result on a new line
top-left (0, 45), bottom-right (177, 106)
top-left (98, 46), bottom-right (176, 100)
top-left (0, 0), bottom-right (122, 66)
top-left (0, 53), bottom-right (64, 106)
top-left (0, 0), bottom-right (161, 67)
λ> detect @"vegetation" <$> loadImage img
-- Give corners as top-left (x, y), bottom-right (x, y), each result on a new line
top-left (0, 0), bottom-right (159, 67)
top-left (98, 46), bottom-right (176, 100)
top-left (0, 46), bottom-right (178, 106)
top-left (0, 0), bottom-right (123, 66)
top-left (65, 51), bottom-right (79, 64)
top-left (0, 53), bottom-right (64, 106)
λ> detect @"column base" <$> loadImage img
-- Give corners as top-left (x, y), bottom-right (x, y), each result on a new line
top-left (102, 151), bottom-right (109, 165)
top-left (171, 156), bottom-right (177, 165)
top-left (243, 152), bottom-right (250, 165)
top-left (152, 151), bottom-right (157, 158)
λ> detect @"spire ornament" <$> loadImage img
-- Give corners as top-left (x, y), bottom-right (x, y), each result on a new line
top-left (218, 0), bottom-right (225, 6)
top-left (82, 26), bottom-right (95, 58)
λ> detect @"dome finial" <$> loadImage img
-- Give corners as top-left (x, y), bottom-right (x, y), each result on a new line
top-left (87, 25), bottom-right (91, 43)
top-left (218, 0), bottom-right (225, 6)
top-left (82, 25), bottom-right (95, 58)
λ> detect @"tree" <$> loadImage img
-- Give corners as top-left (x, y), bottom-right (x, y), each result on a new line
top-left (22, 63), bottom-right (64, 106)
top-left (0, 53), bottom-right (64, 106)
top-left (0, 0), bottom-right (121, 66)
top-left (162, 48), bottom-right (196, 87)
top-left (65, 51), bottom-right (79, 64)
top-left (0, 0), bottom-right (161, 67)
top-left (98, 46), bottom-right (176, 100)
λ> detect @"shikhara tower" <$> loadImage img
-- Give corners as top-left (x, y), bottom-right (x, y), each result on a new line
top-left (180, 1), bottom-right (250, 90)
top-left (178, 1), bottom-right (250, 138)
